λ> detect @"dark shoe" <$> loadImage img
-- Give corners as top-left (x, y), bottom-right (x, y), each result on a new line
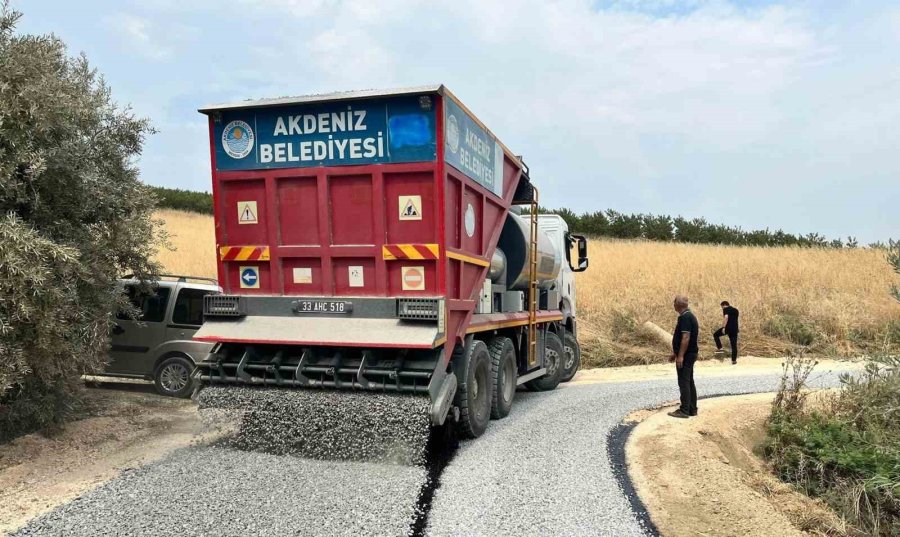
top-left (732, 360), bottom-right (737, 365)
top-left (668, 409), bottom-right (690, 419)
top-left (689, 411), bottom-right (698, 416)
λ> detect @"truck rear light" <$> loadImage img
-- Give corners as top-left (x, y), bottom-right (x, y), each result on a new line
top-left (397, 298), bottom-right (440, 321)
top-left (204, 295), bottom-right (245, 317)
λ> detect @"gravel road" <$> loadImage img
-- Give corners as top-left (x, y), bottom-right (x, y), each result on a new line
top-left (425, 369), bottom-right (850, 536)
top-left (12, 366), bottom-right (851, 536)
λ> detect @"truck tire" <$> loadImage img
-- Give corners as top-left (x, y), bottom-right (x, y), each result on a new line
top-left (154, 355), bottom-right (195, 398)
top-left (525, 332), bottom-right (564, 392)
top-left (488, 337), bottom-right (517, 419)
top-left (560, 331), bottom-right (581, 383)
top-left (454, 340), bottom-right (492, 439)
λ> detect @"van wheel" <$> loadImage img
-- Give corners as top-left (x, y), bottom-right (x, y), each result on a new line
top-left (488, 337), bottom-right (517, 419)
top-left (154, 356), bottom-right (194, 398)
top-left (560, 331), bottom-right (581, 383)
top-left (525, 332), bottom-right (564, 392)
top-left (454, 340), bottom-right (492, 439)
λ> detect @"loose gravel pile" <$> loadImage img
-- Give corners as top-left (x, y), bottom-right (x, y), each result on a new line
top-left (198, 386), bottom-right (432, 466)
top-left (14, 447), bottom-right (426, 537)
top-left (11, 367), bottom-right (854, 536)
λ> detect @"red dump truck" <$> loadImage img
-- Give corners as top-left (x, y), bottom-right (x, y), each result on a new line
top-left (193, 85), bottom-right (588, 438)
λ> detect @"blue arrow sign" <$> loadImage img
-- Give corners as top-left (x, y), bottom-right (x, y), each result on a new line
top-left (240, 267), bottom-right (259, 287)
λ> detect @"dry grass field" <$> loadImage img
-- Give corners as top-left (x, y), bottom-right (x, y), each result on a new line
top-left (155, 209), bottom-right (899, 367)
top-left (154, 210), bottom-right (217, 279)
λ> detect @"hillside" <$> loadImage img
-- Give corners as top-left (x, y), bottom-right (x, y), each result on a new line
top-left (154, 209), bottom-right (899, 366)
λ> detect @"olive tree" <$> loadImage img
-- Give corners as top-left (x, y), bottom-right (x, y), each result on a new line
top-left (0, 3), bottom-right (161, 439)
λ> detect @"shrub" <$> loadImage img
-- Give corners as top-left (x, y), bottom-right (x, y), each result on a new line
top-left (765, 354), bottom-right (900, 535)
top-left (763, 312), bottom-right (819, 347)
top-left (0, 4), bottom-right (160, 440)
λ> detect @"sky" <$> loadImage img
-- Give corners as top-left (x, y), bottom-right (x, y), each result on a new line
top-left (15, 0), bottom-right (900, 243)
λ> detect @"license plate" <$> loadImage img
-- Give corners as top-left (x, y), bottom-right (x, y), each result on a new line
top-left (294, 300), bottom-right (353, 314)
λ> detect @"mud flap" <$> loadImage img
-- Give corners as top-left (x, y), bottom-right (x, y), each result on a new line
top-left (430, 373), bottom-right (457, 426)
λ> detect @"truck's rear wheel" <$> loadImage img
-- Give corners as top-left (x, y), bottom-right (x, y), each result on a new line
top-left (560, 331), bottom-right (581, 383)
top-left (525, 332), bottom-right (564, 392)
top-left (488, 337), bottom-right (516, 419)
top-left (454, 340), bottom-right (492, 438)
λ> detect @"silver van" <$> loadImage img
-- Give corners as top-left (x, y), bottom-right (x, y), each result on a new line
top-left (105, 275), bottom-right (221, 397)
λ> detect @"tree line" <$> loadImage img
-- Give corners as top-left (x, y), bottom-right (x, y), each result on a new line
top-left (542, 207), bottom-right (868, 248)
top-left (152, 185), bottom-right (878, 249)
top-left (151, 186), bottom-right (213, 214)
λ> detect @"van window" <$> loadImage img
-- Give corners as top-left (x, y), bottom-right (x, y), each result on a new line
top-left (172, 288), bottom-right (212, 326)
top-left (117, 286), bottom-right (171, 323)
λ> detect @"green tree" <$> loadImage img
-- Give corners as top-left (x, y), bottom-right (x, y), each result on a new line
top-left (0, 4), bottom-right (160, 439)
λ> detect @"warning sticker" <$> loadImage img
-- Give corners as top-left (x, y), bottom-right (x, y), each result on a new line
top-left (399, 195), bottom-right (422, 221)
top-left (239, 266), bottom-right (260, 289)
top-left (238, 201), bottom-right (258, 224)
top-left (401, 266), bottom-right (425, 291)
top-left (292, 267), bottom-right (312, 284)
top-left (348, 266), bottom-right (364, 288)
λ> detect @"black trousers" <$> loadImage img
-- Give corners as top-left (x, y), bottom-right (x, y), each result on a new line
top-left (713, 328), bottom-right (738, 361)
top-left (677, 353), bottom-right (698, 415)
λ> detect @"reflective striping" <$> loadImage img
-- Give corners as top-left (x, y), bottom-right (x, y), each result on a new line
top-left (382, 244), bottom-right (440, 261)
top-left (219, 246), bottom-right (270, 261)
top-left (446, 250), bottom-right (490, 267)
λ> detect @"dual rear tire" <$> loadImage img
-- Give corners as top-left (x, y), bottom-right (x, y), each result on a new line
top-left (454, 340), bottom-right (492, 439)
top-left (454, 331), bottom-right (568, 438)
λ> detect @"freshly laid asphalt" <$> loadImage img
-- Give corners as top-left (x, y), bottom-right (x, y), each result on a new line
top-left (13, 366), bottom-right (851, 536)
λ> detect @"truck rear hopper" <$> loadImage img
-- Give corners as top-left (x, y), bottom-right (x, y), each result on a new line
top-left (193, 85), bottom-right (586, 437)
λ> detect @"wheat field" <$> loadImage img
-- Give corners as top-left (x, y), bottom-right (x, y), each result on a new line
top-left (155, 209), bottom-right (899, 366)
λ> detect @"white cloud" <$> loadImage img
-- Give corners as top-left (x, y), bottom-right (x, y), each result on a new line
top-left (108, 14), bottom-right (174, 61)
top-left (112, 0), bottom-right (897, 240)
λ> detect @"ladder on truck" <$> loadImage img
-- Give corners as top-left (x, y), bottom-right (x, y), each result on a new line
top-left (527, 187), bottom-right (539, 366)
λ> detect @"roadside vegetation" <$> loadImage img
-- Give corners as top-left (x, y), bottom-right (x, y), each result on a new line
top-left (764, 354), bottom-right (899, 536)
top-left (0, 4), bottom-right (160, 441)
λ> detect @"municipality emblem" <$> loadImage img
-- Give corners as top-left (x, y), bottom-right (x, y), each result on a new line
top-left (446, 114), bottom-right (460, 154)
top-left (222, 120), bottom-right (254, 159)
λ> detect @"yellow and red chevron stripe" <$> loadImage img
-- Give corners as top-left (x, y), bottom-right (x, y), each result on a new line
top-left (219, 245), bottom-right (270, 261)
top-left (382, 244), bottom-right (440, 261)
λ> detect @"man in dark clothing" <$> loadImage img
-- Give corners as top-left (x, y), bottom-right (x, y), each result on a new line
top-left (668, 295), bottom-right (699, 419)
top-left (713, 301), bottom-right (740, 364)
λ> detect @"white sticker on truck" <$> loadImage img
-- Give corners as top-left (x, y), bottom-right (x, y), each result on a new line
top-left (402, 266), bottom-right (425, 291)
top-left (293, 267), bottom-right (312, 284)
top-left (348, 265), bottom-right (364, 288)
top-left (238, 201), bottom-right (258, 224)
top-left (399, 195), bottom-right (422, 221)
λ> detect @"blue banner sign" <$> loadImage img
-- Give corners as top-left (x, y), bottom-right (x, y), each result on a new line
top-left (443, 98), bottom-right (504, 197)
top-left (213, 96), bottom-right (437, 171)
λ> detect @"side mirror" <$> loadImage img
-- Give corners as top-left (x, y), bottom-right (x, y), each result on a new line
top-left (565, 233), bottom-right (589, 273)
top-left (112, 324), bottom-right (125, 336)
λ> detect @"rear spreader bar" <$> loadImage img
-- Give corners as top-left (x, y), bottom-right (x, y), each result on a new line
top-left (193, 344), bottom-right (436, 394)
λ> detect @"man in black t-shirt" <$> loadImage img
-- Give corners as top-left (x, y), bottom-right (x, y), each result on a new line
top-left (713, 301), bottom-right (740, 364)
top-left (668, 295), bottom-right (699, 418)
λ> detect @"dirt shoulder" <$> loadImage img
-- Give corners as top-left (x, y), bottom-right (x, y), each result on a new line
top-left (626, 392), bottom-right (853, 537)
top-left (571, 356), bottom-right (860, 385)
top-left (0, 384), bottom-right (213, 535)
